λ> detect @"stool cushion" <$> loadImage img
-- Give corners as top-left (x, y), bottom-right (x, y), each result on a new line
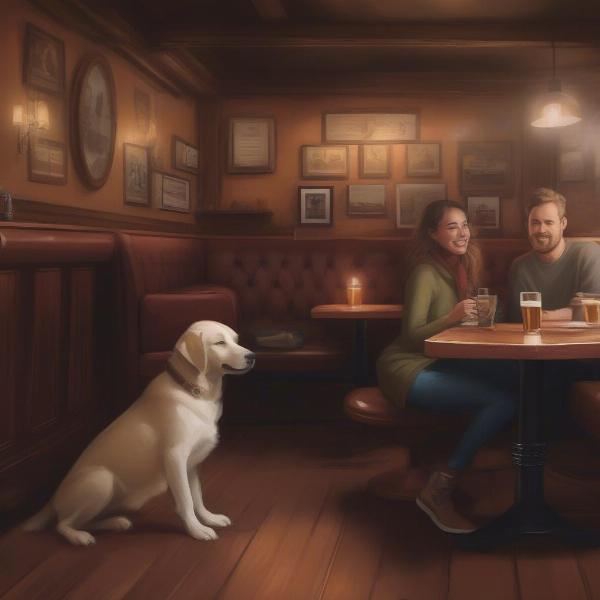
top-left (344, 387), bottom-right (401, 427)
top-left (571, 381), bottom-right (600, 439)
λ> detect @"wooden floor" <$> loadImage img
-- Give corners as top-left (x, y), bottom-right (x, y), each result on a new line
top-left (3, 423), bottom-right (600, 600)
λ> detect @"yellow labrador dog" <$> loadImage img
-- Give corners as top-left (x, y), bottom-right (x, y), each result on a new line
top-left (23, 320), bottom-right (255, 546)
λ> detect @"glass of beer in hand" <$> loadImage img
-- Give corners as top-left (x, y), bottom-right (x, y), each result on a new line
top-left (520, 291), bottom-right (542, 334)
top-left (582, 298), bottom-right (600, 325)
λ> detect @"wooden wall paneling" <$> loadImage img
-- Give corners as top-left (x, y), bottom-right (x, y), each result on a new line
top-left (67, 268), bottom-right (94, 419)
top-left (25, 269), bottom-right (63, 433)
top-left (0, 272), bottom-right (18, 454)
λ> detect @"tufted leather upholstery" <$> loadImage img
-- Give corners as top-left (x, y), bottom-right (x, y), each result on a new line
top-left (117, 233), bottom-right (532, 407)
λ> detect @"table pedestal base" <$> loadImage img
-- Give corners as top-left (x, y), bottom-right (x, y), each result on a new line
top-left (457, 501), bottom-right (600, 551)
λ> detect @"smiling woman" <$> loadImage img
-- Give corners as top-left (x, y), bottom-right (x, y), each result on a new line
top-left (377, 199), bottom-right (519, 535)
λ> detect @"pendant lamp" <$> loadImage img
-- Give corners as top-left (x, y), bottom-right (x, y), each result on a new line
top-left (531, 42), bottom-right (581, 128)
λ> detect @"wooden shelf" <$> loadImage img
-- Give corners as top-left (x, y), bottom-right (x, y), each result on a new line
top-left (199, 210), bottom-right (273, 217)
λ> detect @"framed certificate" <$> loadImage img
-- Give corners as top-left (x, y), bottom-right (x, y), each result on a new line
top-left (227, 116), bottom-right (276, 173)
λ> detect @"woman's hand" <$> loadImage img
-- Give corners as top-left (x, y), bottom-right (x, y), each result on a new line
top-left (446, 298), bottom-right (477, 326)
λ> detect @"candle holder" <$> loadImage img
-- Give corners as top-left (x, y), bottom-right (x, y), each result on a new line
top-left (347, 277), bottom-right (362, 307)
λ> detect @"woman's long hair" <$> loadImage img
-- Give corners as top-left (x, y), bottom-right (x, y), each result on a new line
top-left (408, 199), bottom-right (482, 289)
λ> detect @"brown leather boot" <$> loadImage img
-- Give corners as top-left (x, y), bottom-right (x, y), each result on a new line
top-left (416, 470), bottom-right (476, 534)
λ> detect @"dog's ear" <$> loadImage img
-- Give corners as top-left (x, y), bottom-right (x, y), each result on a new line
top-left (177, 330), bottom-right (209, 393)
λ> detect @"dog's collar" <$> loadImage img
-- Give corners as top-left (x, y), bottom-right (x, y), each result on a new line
top-left (166, 359), bottom-right (203, 398)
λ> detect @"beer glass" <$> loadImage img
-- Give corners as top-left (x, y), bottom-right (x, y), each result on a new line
top-left (477, 293), bottom-right (497, 328)
top-left (520, 291), bottom-right (542, 334)
top-left (582, 298), bottom-right (600, 325)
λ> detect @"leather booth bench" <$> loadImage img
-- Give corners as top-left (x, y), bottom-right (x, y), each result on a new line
top-left (116, 232), bottom-right (531, 414)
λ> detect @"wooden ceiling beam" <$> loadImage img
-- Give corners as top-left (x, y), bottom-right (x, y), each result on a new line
top-left (250, 0), bottom-right (288, 21)
top-left (29, 0), bottom-right (217, 96)
top-left (154, 22), bottom-right (600, 49)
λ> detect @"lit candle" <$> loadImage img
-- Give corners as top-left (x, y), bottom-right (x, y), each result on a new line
top-left (347, 277), bottom-right (362, 307)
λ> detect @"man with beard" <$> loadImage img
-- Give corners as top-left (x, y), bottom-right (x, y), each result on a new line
top-left (508, 187), bottom-right (600, 323)
top-left (508, 187), bottom-right (600, 437)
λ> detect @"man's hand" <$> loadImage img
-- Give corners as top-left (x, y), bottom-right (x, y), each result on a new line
top-left (542, 307), bottom-right (573, 321)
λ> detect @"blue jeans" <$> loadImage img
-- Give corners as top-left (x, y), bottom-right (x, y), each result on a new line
top-left (407, 359), bottom-right (519, 470)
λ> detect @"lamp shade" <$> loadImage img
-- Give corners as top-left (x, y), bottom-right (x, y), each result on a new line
top-left (531, 83), bottom-right (582, 128)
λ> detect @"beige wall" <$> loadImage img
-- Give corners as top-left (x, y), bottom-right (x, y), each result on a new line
top-left (0, 0), bottom-right (198, 224)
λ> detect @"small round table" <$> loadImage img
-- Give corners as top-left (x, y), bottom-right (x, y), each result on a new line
top-left (311, 304), bottom-right (403, 385)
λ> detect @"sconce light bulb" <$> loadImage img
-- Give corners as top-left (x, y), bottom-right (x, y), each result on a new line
top-left (12, 105), bottom-right (24, 126)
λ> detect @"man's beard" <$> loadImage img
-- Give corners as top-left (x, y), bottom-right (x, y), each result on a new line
top-left (529, 233), bottom-right (561, 254)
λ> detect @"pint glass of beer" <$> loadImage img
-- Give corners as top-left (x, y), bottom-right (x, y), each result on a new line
top-left (582, 298), bottom-right (600, 325)
top-left (520, 291), bottom-right (542, 334)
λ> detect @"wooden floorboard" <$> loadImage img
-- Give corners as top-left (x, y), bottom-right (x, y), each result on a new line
top-left (3, 423), bottom-right (600, 599)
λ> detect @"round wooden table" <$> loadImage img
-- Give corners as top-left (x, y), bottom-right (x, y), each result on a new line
top-left (425, 322), bottom-right (600, 550)
top-left (311, 304), bottom-right (403, 384)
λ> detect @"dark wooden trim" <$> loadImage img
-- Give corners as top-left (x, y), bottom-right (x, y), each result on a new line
top-left (10, 197), bottom-right (199, 235)
top-left (154, 21), bottom-right (600, 49)
top-left (29, 0), bottom-right (217, 97)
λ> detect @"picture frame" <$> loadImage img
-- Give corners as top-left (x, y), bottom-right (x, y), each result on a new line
top-left (467, 196), bottom-right (500, 230)
top-left (152, 171), bottom-right (191, 213)
top-left (406, 142), bottom-right (442, 177)
top-left (301, 145), bottom-right (348, 179)
top-left (323, 111), bottom-right (418, 143)
top-left (28, 138), bottom-right (66, 185)
top-left (298, 186), bottom-right (334, 226)
top-left (227, 116), bottom-right (276, 173)
top-left (358, 144), bottom-right (390, 178)
top-left (23, 23), bottom-right (65, 95)
top-left (123, 143), bottom-right (149, 206)
top-left (347, 185), bottom-right (386, 217)
top-left (395, 183), bottom-right (446, 229)
top-left (172, 136), bottom-right (199, 174)
top-left (458, 141), bottom-right (512, 196)
top-left (71, 54), bottom-right (117, 189)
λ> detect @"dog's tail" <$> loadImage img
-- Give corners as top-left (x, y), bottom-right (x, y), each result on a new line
top-left (22, 503), bottom-right (54, 532)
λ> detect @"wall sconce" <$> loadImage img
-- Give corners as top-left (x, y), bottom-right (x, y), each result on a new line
top-left (531, 42), bottom-right (582, 129)
top-left (12, 100), bottom-right (50, 153)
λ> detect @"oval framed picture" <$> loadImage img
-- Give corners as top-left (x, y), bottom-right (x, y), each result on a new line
top-left (71, 54), bottom-right (117, 189)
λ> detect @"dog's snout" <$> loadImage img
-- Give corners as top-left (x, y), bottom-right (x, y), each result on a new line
top-left (245, 352), bottom-right (256, 362)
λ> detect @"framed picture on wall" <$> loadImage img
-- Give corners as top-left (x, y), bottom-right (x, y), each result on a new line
top-left (71, 54), bottom-right (117, 189)
top-left (467, 196), bottom-right (500, 230)
top-left (227, 116), bottom-right (276, 173)
top-left (301, 145), bottom-right (348, 179)
top-left (152, 171), bottom-right (191, 212)
top-left (358, 144), bottom-right (390, 178)
top-left (124, 143), bottom-right (149, 206)
top-left (23, 23), bottom-right (65, 95)
top-left (459, 141), bottom-right (512, 196)
top-left (396, 183), bottom-right (446, 228)
top-left (298, 186), bottom-right (333, 226)
top-left (406, 142), bottom-right (441, 177)
top-left (172, 136), bottom-right (199, 174)
top-left (347, 185), bottom-right (386, 216)
top-left (323, 112), bottom-right (418, 143)
top-left (28, 138), bottom-right (67, 185)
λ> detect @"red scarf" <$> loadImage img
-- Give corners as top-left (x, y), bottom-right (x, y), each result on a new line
top-left (430, 249), bottom-right (469, 300)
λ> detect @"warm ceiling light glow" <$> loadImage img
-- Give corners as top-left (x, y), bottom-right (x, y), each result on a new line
top-left (530, 43), bottom-right (582, 129)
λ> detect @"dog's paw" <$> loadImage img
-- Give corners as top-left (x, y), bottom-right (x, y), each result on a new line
top-left (70, 531), bottom-right (97, 546)
top-left (200, 512), bottom-right (231, 528)
top-left (106, 516), bottom-right (133, 531)
top-left (187, 521), bottom-right (218, 541)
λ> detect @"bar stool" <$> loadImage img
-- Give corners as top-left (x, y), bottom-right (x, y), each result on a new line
top-left (344, 387), bottom-right (512, 499)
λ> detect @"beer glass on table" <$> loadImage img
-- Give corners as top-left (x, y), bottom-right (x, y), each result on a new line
top-left (582, 298), bottom-right (600, 325)
top-left (520, 291), bottom-right (542, 334)
top-left (476, 289), bottom-right (497, 328)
